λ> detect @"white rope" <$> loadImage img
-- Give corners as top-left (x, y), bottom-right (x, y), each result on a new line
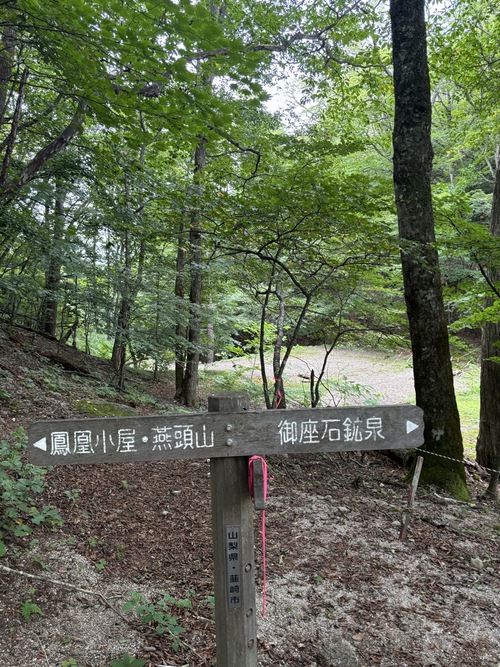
top-left (421, 449), bottom-right (500, 475)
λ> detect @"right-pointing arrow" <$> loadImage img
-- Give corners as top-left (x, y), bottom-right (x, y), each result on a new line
top-left (406, 421), bottom-right (419, 434)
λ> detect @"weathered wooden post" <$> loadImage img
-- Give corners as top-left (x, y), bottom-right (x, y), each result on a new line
top-left (208, 392), bottom-right (258, 667)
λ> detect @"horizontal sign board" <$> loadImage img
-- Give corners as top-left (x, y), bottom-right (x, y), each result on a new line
top-left (27, 405), bottom-right (423, 466)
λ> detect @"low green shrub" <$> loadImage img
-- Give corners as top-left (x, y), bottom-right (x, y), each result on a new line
top-left (123, 590), bottom-right (192, 650)
top-left (0, 428), bottom-right (61, 555)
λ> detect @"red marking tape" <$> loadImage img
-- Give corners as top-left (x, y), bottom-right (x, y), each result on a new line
top-left (248, 455), bottom-right (268, 616)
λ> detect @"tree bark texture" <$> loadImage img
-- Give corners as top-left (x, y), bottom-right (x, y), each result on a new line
top-left (271, 288), bottom-right (287, 409)
top-left (180, 138), bottom-right (207, 407)
top-left (41, 182), bottom-right (66, 337)
top-left (476, 147), bottom-right (500, 498)
top-left (0, 24), bottom-right (16, 126)
top-left (111, 230), bottom-right (132, 389)
top-left (174, 218), bottom-right (187, 399)
top-left (390, 0), bottom-right (467, 497)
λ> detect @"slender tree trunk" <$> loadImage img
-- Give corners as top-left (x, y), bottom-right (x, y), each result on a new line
top-left (177, 0), bottom-right (226, 405)
top-left (111, 230), bottom-right (132, 389)
top-left (271, 288), bottom-right (287, 409)
top-left (390, 0), bottom-right (467, 498)
top-left (41, 181), bottom-right (66, 337)
top-left (179, 138), bottom-right (206, 407)
top-left (0, 25), bottom-right (16, 126)
top-left (0, 66), bottom-right (28, 188)
top-left (111, 235), bottom-right (145, 389)
top-left (174, 217), bottom-right (187, 399)
top-left (259, 279), bottom-right (273, 410)
top-left (111, 142), bottom-right (147, 389)
top-left (476, 147), bottom-right (500, 498)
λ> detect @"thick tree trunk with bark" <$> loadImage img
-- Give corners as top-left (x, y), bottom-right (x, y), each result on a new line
top-left (476, 147), bottom-right (500, 498)
top-left (390, 0), bottom-right (467, 498)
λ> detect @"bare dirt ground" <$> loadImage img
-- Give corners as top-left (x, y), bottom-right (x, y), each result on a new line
top-left (203, 347), bottom-right (419, 406)
top-left (0, 327), bottom-right (498, 667)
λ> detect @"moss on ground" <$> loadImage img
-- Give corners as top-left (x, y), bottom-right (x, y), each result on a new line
top-left (74, 400), bottom-right (136, 417)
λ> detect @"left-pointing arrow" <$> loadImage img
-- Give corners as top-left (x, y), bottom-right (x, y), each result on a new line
top-left (33, 437), bottom-right (47, 451)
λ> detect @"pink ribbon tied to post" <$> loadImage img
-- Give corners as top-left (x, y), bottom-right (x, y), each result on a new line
top-left (248, 455), bottom-right (268, 616)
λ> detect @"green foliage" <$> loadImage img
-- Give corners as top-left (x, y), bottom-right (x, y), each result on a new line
top-left (63, 488), bottom-right (80, 505)
top-left (451, 300), bottom-right (500, 331)
top-left (123, 590), bottom-right (192, 650)
top-left (455, 365), bottom-right (481, 455)
top-left (20, 601), bottom-right (43, 621)
top-left (0, 430), bottom-right (61, 541)
top-left (224, 321), bottom-right (275, 358)
top-left (20, 597), bottom-right (43, 621)
top-left (114, 542), bottom-right (126, 563)
top-left (200, 364), bottom-right (263, 402)
top-left (87, 536), bottom-right (101, 549)
top-left (288, 372), bottom-right (382, 408)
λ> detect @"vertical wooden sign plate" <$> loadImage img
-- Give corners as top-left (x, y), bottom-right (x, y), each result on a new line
top-left (226, 525), bottom-right (242, 608)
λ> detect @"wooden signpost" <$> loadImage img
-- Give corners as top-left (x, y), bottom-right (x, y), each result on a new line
top-left (28, 393), bottom-right (424, 667)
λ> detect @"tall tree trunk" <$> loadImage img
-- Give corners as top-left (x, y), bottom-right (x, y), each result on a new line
top-left (111, 142), bottom-right (147, 389)
top-left (111, 230), bottom-right (132, 389)
top-left (0, 25), bottom-right (16, 126)
top-left (0, 66), bottom-right (28, 188)
top-left (179, 138), bottom-right (206, 407)
top-left (174, 217), bottom-right (187, 399)
top-left (271, 288), bottom-right (287, 409)
top-left (111, 234), bottom-right (145, 389)
top-left (177, 0), bottom-right (226, 406)
top-left (476, 146), bottom-right (500, 498)
top-left (41, 181), bottom-right (66, 337)
top-left (390, 0), bottom-right (467, 498)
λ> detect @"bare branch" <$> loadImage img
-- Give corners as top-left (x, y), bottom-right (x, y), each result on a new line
top-left (207, 123), bottom-right (261, 175)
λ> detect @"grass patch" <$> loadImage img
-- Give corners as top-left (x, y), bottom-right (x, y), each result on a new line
top-left (455, 365), bottom-right (480, 458)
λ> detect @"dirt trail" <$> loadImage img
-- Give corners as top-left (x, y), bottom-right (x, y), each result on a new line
top-left (204, 346), bottom-right (464, 406)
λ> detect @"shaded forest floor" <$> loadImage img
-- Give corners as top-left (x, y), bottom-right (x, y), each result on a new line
top-left (0, 325), bottom-right (498, 667)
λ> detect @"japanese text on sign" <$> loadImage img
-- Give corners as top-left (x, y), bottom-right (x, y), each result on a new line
top-left (277, 416), bottom-right (385, 446)
top-left (48, 423), bottom-right (215, 457)
top-left (226, 525), bottom-right (241, 608)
